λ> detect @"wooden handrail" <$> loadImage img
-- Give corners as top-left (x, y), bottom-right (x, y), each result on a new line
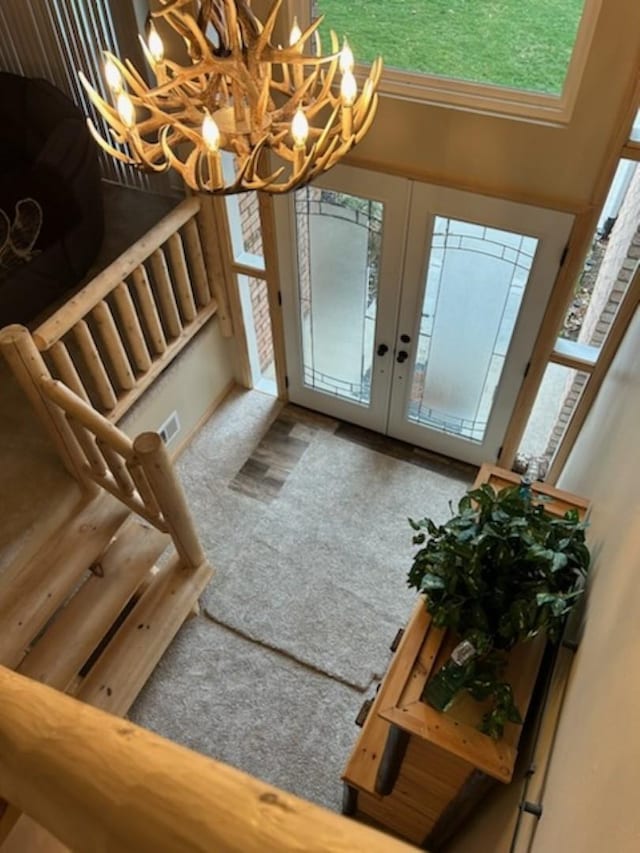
top-left (40, 376), bottom-right (134, 457)
top-left (0, 666), bottom-right (417, 852)
top-left (34, 197), bottom-right (201, 349)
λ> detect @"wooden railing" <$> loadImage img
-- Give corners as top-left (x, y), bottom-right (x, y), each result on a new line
top-left (32, 196), bottom-right (231, 423)
top-left (0, 666), bottom-right (416, 852)
top-left (39, 376), bottom-right (205, 569)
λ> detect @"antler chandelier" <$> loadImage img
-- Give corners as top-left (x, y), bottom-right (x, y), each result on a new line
top-left (79, 0), bottom-right (382, 195)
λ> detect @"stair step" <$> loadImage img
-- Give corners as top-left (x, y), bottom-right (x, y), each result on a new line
top-left (0, 493), bottom-right (129, 669)
top-left (76, 558), bottom-right (213, 716)
top-left (18, 518), bottom-right (171, 691)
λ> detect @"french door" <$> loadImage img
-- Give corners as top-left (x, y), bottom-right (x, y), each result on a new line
top-left (274, 166), bottom-right (573, 465)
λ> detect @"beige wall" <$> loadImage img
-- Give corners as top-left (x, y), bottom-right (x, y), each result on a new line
top-left (527, 308), bottom-right (640, 852)
top-left (345, 0), bottom-right (640, 210)
top-left (121, 318), bottom-right (235, 457)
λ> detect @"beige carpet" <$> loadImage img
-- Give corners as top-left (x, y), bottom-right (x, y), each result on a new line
top-left (131, 388), bottom-right (475, 811)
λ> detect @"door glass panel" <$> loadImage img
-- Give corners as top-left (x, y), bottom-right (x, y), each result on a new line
top-left (295, 187), bottom-right (382, 405)
top-left (408, 217), bottom-right (538, 442)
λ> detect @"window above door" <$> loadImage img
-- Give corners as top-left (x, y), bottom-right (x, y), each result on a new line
top-left (306, 0), bottom-right (600, 122)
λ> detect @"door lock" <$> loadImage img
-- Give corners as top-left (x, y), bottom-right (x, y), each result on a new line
top-left (376, 343), bottom-right (389, 356)
top-left (396, 350), bottom-right (409, 364)
top-left (400, 333), bottom-right (411, 344)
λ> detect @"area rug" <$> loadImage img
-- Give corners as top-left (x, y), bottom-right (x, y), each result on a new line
top-left (177, 389), bottom-right (475, 691)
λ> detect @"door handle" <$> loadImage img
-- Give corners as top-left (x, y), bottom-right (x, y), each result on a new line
top-left (396, 350), bottom-right (409, 364)
top-left (376, 343), bottom-right (389, 356)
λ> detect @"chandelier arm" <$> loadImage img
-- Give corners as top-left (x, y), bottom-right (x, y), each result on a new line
top-left (265, 47), bottom-right (338, 66)
top-left (100, 52), bottom-right (153, 99)
top-left (197, 2), bottom-right (229, 52)
top-left (367, 56), bottom-right (384, 92)
top-left (222, 0), bottom-right (242, 55)
top-left (254, 0), bottom-right (284, 56)
top-left (287, 15), bottom-right (324, 55)
top-left (309, 101), bottom-right (341, 152)
top-left (164, 6), bottom-right (219, 64)
top-left (354, 95), bottom-right (380, 144)
top-left (160, 128), bottom-right (200, 189)
top-left (123, 58), bottom-right (152, 92)
top-left (305, 52), bottom-right (340, 111)
top-left (78, 71), bottom-right (125, 128)
top-left (254, 68), bottom-right (272, 132)
top-left (85, 118), bottom-right (135, 164)
top-left (154, 1), bottom-right (221, 59)
top-left (235, 0), bottom-right (262, 44)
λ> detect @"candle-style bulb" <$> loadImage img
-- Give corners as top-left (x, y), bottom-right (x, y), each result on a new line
top-left (104, 57), bottom-right (122, 93)
top-left (116, 92), bottom-right (135, 128)
top-left (202, 113), bottom-right (221, 152)
top-left (339, 38), bottom-right (354, 74)
top-left (291, 108), bottom-right (309, 147)
top-left (289, 17), bottom-right (302, 46)
top-left (148, 23), bottom-right (164, 63)
top-left (341, 70), bottom-right (357, 106)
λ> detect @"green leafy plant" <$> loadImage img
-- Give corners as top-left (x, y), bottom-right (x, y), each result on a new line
top-left (408, 482), bottom-right (590, 738)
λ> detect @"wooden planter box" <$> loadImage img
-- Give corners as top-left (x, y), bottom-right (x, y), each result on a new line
top-left (341, 464), bottom-right (589, 849)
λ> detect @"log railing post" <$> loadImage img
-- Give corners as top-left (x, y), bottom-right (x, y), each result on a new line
top-left (0, 325), bottom-right (94, 494)
top-left (133, 432), bottom-right (206, 569)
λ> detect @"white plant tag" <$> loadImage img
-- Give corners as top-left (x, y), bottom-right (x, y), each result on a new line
top-left (451, 640), bottom-right (477, 667)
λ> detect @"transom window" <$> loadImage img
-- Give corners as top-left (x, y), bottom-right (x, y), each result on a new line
top-left (315, 0), bottom-right (587, 95)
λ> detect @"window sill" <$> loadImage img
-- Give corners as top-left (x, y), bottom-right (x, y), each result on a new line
top-left (363, 65), bottom-right (574, 127)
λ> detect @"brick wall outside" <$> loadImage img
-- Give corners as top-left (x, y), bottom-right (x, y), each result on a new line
top-left (248, 277), bottom-right (274, 373)
top-left (236, 194), bottom-right (272, 373)
top-left (297, 187), bottom-right (320, 317)
top-left (543, 164), bottom-right (640, 463)
top-left (238, 192), bottom-right (263, 256)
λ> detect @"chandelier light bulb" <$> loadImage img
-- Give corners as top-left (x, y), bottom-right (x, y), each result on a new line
top-left (340, 70), bottom-right (357, 106)
top-left (289, 17), bottom-right (302, 46)
top-left (104, 58), bottom-right (122, 93)
top-left (116, 92), bottom-right (135, 128)
top-left (291, 108), bottom-right (309, 147)
top-left (202, 113), bottom-right (221, 152)
top-left (148, 24), bottom-right (164, 64)
top-left (339, 39), bottom-right (354, 74)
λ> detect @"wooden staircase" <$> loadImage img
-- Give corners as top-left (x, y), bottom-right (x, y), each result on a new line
top-left (0, 330), bottom-right (216, 847)
top-left (0, 490), bottom-right (212, 848)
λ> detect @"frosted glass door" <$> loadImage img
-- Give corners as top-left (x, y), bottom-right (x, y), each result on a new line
top-left (276, 166), bottom-right (409, 432)
top-left (388, 185), bottom-right (573, 464)
top-left (408, 218), bottom-right (535, 441)
top-left (295, 188), bottom-right (381, 406)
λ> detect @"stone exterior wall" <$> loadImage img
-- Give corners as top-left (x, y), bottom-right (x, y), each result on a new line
top-left (543, 164), bottom-right (640, 463)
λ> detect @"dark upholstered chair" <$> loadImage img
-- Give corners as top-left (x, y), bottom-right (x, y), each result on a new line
top-left (0, 72), bottom-right (104, 327)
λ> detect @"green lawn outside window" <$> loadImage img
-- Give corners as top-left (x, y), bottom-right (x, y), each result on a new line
top-left (316, 0), bottom-right (586, 95)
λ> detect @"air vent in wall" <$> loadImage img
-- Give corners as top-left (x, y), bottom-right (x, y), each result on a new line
top-left (159, 411), bottom-right (181, 445)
